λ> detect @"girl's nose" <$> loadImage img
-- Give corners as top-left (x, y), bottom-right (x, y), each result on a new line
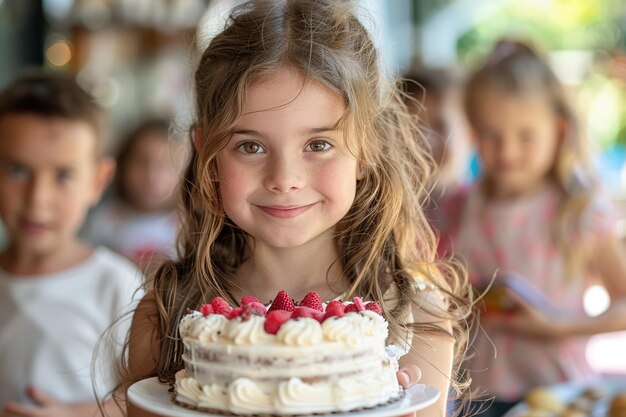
top-left (263, 155), bottom-right (304, 193)
top-left (497, 138), bottom-right (519, 163)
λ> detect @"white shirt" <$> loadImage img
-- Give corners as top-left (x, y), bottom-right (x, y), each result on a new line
top-left (0, 247), bottom-right (143, 407)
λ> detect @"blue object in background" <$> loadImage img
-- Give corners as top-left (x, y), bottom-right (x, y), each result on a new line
top-left (595, 145), bottom-right (626, 197)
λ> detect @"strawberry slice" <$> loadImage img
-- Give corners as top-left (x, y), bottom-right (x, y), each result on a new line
top-left (322, 300), bottom-right (345, 321)
top-left (353, 296), bottom-right (365, 311)
top-left (242, 302), bottom-right (267, 316)
top-left (240, 296), bottom-right (260, 306)
top-left (200, 304), bottom-right (213, 316)
top-left (228, 307), bottom-right (242, 319)
top-left (264, 310), bottom-right (292, 334)
top-left (291, 306), bottom-right (324, 322)
top-left (268, 290), bottom-right (295, 312)
top-left (298, 292), bottom-right (323, 311)
top-left (364, 301), bottom-right (382, 315)
top-left (344, 303), bottom-right (359, 313)
top-left (211, 296), bottom-right (233, 316)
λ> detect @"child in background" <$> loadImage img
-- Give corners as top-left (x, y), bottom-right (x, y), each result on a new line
top-left (117, 1), bottom-right (474, 417)
top-left (402, 69), bottom-right (470, 226)
top-left (0, 71), bottom-right (142, 417)
top-left (83, 119), bottom-right (184, 275)
top-left (438, 40), bottom-right (626, 417)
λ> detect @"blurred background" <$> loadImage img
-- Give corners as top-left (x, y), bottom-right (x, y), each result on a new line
top-left (1, 0), bottom-right (625, 374)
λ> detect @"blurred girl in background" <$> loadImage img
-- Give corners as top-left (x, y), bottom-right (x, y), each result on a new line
top-left (84, 118), bottom-right (185, 275)
top-left (438, 40), bottom-right (626, 416)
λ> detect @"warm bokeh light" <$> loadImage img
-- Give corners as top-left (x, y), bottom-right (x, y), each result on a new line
top-left (46, 40), bottom-right (72, 67)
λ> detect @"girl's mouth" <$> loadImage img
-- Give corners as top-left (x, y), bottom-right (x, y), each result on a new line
top-left (255, 203), bottom-right (317, 219)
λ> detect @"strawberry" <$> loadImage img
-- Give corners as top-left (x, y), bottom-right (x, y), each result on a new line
top-left (364, 301), bottom-right (382, 315)
top-left (268, 290), bottom-right (295, 312)
top-left (264, 310), bottom-right (292, 334)
top-left (291, 306), bottom-right (324, 322)
top-left (353, 296), bottom-right (365, 311)
top-left (200, 304), bottom-right (213, 316)
top-left (325, 300), bottom-right (344, 313)
top-left (240, 295), bottom-right (260, 306)
top-left (298, 292), bottom-right (323, 311)
top-left (323, 300), bottom-right (345, 321)
top-left (344, 303), bottom-right (359, 313)
top-left (228, 307), bottom-right (242, 319)
top-left (242, 301), bottom-right (267, 317)
top-left (211, 296), bottom-right (233, 316)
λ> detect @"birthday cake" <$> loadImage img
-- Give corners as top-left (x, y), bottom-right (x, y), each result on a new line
top-left (175, 290), bottom-right (404, 415)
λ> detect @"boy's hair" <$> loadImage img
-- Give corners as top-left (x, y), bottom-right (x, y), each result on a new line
top-left (464, 39), bottom-right (596, 276)
top-left (133, 0), bottom-right (473, 403)
top-left (0, 70), bottom-right (106, 155)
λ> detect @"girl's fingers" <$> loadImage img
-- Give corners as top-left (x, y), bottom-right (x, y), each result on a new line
top-left (397, 365), bottom-right (421, 388)
top-left (3, 402), bottom-right (39, 417)
top-left (26, 386), bottom-right (55, 407)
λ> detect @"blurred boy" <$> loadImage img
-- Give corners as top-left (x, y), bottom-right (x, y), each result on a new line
top-left (0, 71), bottom-right (141, 417)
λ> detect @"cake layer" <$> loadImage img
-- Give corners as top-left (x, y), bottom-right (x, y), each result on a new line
top-left (182, 340), bottom-right (384, 383)
top-left (175, 367), bottom-right (403, 415)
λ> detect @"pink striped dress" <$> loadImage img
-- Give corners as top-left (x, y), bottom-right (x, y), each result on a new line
top-left (437, 182), bottom-right (616, 401)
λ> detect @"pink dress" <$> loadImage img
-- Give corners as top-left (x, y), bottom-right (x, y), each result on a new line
top-left (438, 183), bottom-right (616, 401)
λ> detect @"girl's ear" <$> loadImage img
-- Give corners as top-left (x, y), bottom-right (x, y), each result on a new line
top-left (356, 164), bottom-right (365, 180)
top-left (193, 127), bottom-right (203, 153)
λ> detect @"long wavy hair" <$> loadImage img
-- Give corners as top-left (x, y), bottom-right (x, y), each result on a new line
top-left (116, 0), bottom-right (474, 405)
top-left (464, 39), bottom-right (597, 277)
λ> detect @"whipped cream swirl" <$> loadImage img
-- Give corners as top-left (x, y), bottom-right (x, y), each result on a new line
top-left (186, 314), bottom-right (228, 342)
top-left (321, 313), bottom-right (365, 346)
top-left (276, 318), bottom-right (323, 346)
top-left (228, 378), bottom-right (273, 413)
top-left (225, 315), bottom-right (274, 345)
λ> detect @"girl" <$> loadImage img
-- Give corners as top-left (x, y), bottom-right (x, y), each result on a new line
top-left (84, 119), bottom-right (184, 275)
top-left (119, 1), bottom-right (474, 416)
top-left (439, 40), bottom-right (626, 417)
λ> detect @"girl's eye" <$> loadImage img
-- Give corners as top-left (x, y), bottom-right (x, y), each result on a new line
top-left (479, 131), bottom-right (498, 142)
top-left (6, 163), bottom-right (28, 180)
top-left (237, 142), bottom-right (265, 154)
top-left (305, 140), bottom-right (333, 153)
top-left (56, 169), bottom-right (72, 184)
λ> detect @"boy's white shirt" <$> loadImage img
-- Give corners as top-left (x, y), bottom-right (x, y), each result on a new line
top-left (0, 247), bottom-right (143, 408)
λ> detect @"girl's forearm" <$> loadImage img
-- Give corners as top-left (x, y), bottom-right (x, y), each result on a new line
top-left (559, 300), bottom-right (626, 337)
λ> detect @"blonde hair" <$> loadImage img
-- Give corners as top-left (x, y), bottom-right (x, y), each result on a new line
top-left (464, 39), bottom-right (597, 277)
top-left (118, 0), bottom-right (473, 404)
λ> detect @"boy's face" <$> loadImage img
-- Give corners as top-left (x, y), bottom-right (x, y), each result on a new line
top-left (0, 114), bottom-right (111, 256)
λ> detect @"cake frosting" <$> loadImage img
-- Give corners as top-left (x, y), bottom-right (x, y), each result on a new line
top-left (174, 290), bottom-right (404, 415)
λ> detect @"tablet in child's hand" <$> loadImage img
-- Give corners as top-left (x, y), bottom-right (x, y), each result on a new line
top-left (481, 272), bottom-right (556, 315)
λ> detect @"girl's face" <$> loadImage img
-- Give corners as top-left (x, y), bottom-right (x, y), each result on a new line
top-left (471, 89), bottom-right (561, 198)
top-left (124, 133), bottom-right (180, 212)
top-left (216, 66), bottom-right (360, 249)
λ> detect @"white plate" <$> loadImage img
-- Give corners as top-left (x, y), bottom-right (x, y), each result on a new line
top-left (128, 377), bottom-right (440, 417)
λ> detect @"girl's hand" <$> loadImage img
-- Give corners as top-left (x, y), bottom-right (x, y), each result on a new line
top-left (397, 365), bottom-right (421, 417)
top-left (3, 387), bottom-right (96, 417)
top-left (482, 288), bottom-right (563, 339)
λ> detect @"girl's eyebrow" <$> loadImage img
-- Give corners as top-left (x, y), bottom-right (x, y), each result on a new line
top-left (232, 129), bottom-right (260, 136)
top-left (304, 126), bottom-right (339, 134)
top-left (232, 126), bottom-right (340, 136)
